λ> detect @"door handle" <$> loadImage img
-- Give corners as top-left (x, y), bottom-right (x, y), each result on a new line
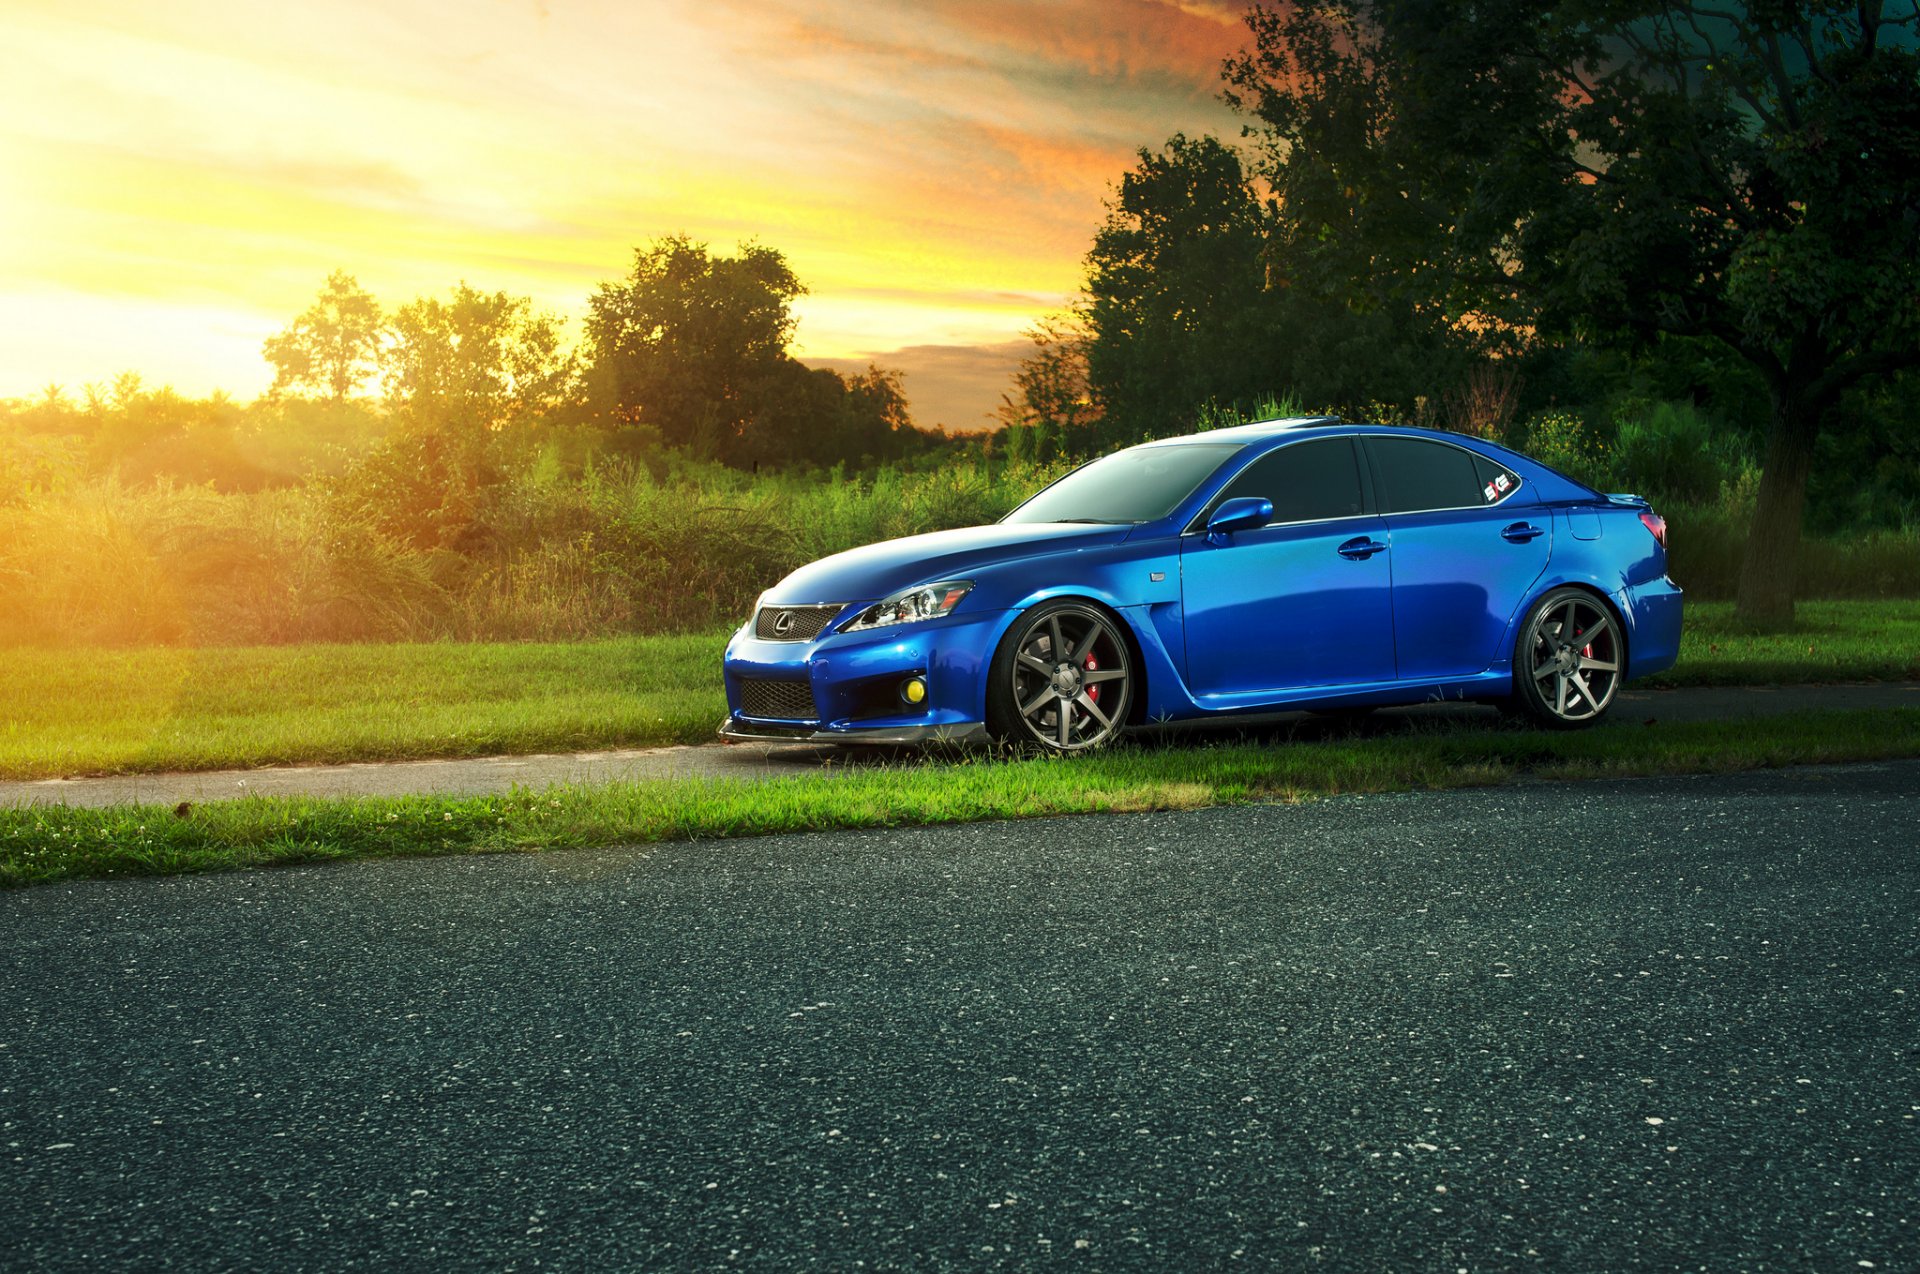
top-left (1338, 537), bottom-right (1388, 560)
top-left (1501, 522), bottom-right (1545, 543)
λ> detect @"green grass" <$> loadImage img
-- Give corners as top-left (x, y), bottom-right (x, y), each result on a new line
top-left (0, 633), bottom-right (729, 780)
top-left (2, 599), bottom-right (1914, 782)
top-left (4, 708), bottom-right (1914, 889)
top-left (1643, 599), bottom-right (1920, 686)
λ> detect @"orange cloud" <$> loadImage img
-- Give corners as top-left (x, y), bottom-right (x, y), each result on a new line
top-left (2, 0), bottom-right (1255, 428)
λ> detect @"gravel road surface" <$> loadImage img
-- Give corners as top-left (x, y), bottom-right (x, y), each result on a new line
top-left (3, 761), bottom-right (1916, 1270)
top-left (6, 680), bottom-right (1916, 808)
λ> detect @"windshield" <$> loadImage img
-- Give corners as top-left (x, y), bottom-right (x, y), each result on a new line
top-left (1003, 444), bottom-right (1242, 525)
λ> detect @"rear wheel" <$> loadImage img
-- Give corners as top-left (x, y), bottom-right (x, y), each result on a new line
top-left (1513, 587), bottom-right (1622, 727)
top-left (985, 601), bottom-right (1133, 752)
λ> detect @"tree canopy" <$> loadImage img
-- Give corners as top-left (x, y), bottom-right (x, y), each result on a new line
top-left (262, 271), bottom-right (384, 403)
top-left (583, 236), bottom-right (935, 467)
top-left (385, 284), bottom-right (570, 435)
top-left (1222, 0), bottom-right (1920, 622)
top-left (583, 236), bottom-right (804, 457)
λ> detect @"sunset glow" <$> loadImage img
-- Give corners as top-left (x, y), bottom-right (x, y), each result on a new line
top-left (2, 0), bottom-right (1247, 428)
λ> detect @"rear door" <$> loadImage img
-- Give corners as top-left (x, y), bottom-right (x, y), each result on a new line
top-left (1180, 436), bottom-right (1397, 698)
top-left (1362, 435), bottom-right (1551, 681)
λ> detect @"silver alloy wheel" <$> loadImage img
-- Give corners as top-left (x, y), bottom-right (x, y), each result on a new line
top-left (1006, 605), bottom-right (1131, 750)
top-left (1524, 592), bottom-right (1621, 722)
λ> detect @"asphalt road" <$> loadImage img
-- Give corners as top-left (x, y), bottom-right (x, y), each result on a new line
top-left (4, 762), bottom-right (1917, 1270)
top-left (6, 680), bottom-right (1916, 808)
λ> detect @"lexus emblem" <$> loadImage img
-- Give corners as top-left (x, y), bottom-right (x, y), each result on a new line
top-left (773, 610), bottom-right (797, 636)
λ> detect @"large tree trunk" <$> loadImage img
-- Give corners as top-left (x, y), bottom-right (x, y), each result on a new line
top-left (1733, 389), bottom-right (1820, 627)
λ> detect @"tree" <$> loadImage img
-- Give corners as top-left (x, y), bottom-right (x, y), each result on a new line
top-left (1225, 2), bottom-right (1920, 624)
top-left (383, 283), bottom-right (571, 435)
top-left (1083, 134), bottom-right (1280, 439)
top-left (262, 271), bottom-right (385, 402)
top-left (583, 236), bottom-right (804, 457)
top-left (995, 315), bottom-right (1103, 457)
top-left (1078, 130), bottom-right (1472, 444)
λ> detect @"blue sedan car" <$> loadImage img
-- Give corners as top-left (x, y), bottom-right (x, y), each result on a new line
top-left (720, 418), bottom-right (1683, 751)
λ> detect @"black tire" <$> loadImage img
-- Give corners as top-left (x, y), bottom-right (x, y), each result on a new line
top-left (1512, 587), bottom-right (1624, 728)
top-left (985, 600), bottom-right (1133, 752)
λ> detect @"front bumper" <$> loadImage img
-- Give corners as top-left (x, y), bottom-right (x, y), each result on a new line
top-left (717, 717), bottom-right (990, 746)
top-left (720, 606), bottom-right (1009, 743)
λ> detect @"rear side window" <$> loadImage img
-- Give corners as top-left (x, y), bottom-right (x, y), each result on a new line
top-left (1472, 454), bottom-right (1522, 505)
top-left (1369, 437), bottom-right (1517, 513)
top-left (1207, 437), bottom-right (1365, 525)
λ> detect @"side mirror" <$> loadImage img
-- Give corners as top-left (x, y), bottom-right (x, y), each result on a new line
top-left (1205, 496), bottom-right (1274, 545)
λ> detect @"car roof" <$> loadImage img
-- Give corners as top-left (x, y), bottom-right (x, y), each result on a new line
top-left (1143, 415), bottom-right (1341, 445)
top-left (1144, 418), bottom-right (1525, 455)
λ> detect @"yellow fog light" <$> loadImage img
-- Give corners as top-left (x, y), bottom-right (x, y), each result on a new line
top-left (901, 677), bottom-right (927, 705)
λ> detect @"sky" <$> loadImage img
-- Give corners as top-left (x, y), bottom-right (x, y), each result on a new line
top-left (0, 0), bottom-right (1250, 431)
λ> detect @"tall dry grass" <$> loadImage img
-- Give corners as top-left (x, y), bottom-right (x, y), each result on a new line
top-left (3, 441), bottom-right (1912, 648)
top-left (0, 457), bottom-right (1071, 646)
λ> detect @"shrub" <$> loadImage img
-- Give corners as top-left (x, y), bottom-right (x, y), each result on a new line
top-left (1612, 400), bottom-right (1749, 505)
top-left (1519, 409), bottom-right (1616, 490)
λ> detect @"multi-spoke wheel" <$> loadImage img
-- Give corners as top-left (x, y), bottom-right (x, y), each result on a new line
top-left (986, 601), bottom-right (1133, 751)
top-left (1513, 587), bottom-right (1623, 727)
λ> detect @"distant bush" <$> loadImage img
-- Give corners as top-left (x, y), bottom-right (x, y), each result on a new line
top-left (0, 455), bottom-right (1073, 647)
top-left (1518, 409), bottom-right (1614, 491)
top-left (1662, 508), bottom-right (1919, 600)
top-left (3, 397), bottom-right (1915, 648)
top-left (1612, 400), bottom-right (1751, 506)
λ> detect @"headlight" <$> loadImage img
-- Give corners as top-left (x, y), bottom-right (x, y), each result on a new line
top-left (842, 580), bottom-right (973, 632)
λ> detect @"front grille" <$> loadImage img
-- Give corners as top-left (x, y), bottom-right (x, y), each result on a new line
top-left (754, 604), bottom-right (845, 642)
top-left (739, 678), bottom-right (818, 721)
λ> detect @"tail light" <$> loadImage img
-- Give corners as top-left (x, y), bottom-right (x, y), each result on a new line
top-left (1638, 511), bottom-right (1667, 548)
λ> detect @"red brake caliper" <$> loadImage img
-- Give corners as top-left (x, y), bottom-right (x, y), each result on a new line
top-left (1084, 652), bottom-right (1099, 705)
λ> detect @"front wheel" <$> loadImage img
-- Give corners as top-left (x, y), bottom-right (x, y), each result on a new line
top-left (1512, 587), bottom-right (1623, 727)
top-left (985, 601), bottom-right (1133, 752)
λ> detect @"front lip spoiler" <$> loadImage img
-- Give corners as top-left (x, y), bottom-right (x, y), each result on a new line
top-left (717, 716), bottom-right (991, 747)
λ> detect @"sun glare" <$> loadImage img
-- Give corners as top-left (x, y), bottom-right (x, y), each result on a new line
top-left (0, 0), bottom-right (1243, 417)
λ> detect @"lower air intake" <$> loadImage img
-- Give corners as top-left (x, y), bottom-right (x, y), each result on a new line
top-left (739, 678), bottom-right (818, 721)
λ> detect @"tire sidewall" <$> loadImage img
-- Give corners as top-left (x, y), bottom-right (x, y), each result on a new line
top-left (1512, 586), bottom-right (1618, 729)
top-left (985, 599), bottom-right (1133, 751)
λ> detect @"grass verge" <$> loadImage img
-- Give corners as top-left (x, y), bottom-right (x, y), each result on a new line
top-left (3, 599), bottom-right (1914, 782)
top-left (1643, 599), bottom-right (1920, 687)
top-left (0, 633), bottom-right (728, 780)
top-left (4, 707), bottom-right (1913, 889)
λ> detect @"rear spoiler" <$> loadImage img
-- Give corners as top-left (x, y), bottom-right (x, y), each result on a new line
top-left (1604, 492), bottom-right (1652, 510)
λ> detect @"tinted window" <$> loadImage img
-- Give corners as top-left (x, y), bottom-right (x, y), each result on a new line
top-left (1004, 444), bottom-right (1242, 525)
top-left (1369, 438), bottom-right (1487, 514)
top-left (1209, 438), bottom-right (1365, 524)
top-left (1473, 454), bottom-right (1523, 505)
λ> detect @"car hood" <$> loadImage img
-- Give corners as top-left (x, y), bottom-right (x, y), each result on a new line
top-left (767, 522), bottom-right (1132, 604)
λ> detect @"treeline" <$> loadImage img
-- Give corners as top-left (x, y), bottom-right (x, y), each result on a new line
top-left (2, 237), bottom-right (953, 507)
top-left (0, 235), bottom-right (1006, 646)
top-left (996, 3), bottom-right (1920, 624)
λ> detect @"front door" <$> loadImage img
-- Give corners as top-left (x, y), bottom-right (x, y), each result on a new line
top-left (1181, 437), bottom-right (1397, 698)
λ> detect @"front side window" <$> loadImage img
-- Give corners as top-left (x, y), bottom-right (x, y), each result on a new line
top-left (1004, 444), bottom-right (1242, 525)
top-left (1201, 437), bottom-right (1366, 526)
top-left (1368, 437), bottom-right (1520, 513)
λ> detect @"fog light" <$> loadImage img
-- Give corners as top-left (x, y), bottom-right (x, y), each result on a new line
top-left (901, 676), bottom-right (927, 705)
